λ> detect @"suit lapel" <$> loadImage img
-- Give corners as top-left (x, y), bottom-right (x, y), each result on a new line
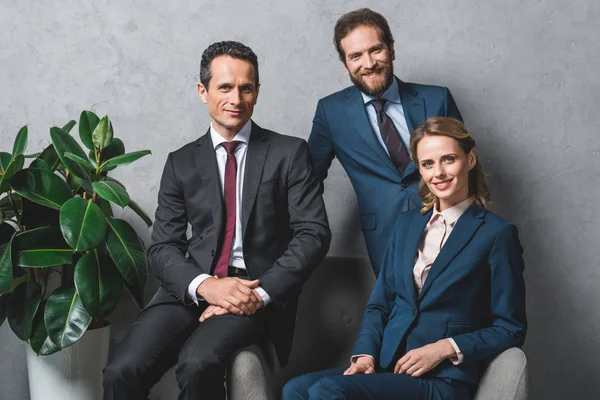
top-left (397, 81), bottom-right (422, 182)
top-left (418, 205), bottom-right (486, 300)
top-left (193, 131), bottom-right (224, 240)
top-left (344, 88), bottom-right (399, 178)
top-left (403, 210), bottom-right (431, 306)
top-left (398, 79), bottom-right (425, 134)
top-left (241, 122), bottom-right (269, 238)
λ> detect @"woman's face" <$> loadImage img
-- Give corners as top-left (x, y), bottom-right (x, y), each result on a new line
top-left (416, 134), bottom-right (476, 211)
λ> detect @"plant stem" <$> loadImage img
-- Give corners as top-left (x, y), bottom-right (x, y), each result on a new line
top-left (7, 191), bottom-right (23, 232)
top-left (95, 149), bottom-right (102, 177)
top-left (32, 268), bottom-right (39, 284)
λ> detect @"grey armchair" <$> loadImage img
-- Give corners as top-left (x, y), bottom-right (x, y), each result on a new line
top-left (474, 347), bottom-right (529, 400)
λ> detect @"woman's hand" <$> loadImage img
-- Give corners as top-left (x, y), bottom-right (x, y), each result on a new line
top-left (344, 356), bottom-right (376, 375)
top-left (394, 340), bottom-right (456, 377)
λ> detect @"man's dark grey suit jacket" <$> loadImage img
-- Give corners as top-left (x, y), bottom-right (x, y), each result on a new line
top-left (146, 121), bottom-right (331, 365)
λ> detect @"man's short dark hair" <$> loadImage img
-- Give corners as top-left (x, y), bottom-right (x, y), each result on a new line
top-left (199, 41), bottom-right (259, 88)
top-left (333, 8), bottom-right (395, 62)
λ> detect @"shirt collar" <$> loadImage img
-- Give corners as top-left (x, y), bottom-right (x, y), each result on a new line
top-left (210, 119), bottom-right (252, 150)
top-left (430, 197), bottom-right (474, 226)
top-left (360, 78), bottom-right (401, 105)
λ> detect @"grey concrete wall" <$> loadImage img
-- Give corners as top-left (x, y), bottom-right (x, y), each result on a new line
top-left (1, 1), bottom-right (598, 399)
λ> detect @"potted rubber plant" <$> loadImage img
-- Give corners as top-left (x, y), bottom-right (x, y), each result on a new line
top-left (0, 111), bottom-right (152, 400)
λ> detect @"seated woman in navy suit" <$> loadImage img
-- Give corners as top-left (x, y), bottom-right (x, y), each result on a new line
top-left (282, 117), bottom-right (527, 400)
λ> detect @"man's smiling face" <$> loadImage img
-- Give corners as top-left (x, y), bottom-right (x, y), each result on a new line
top-left (340, 25), bottom-right (395, 97)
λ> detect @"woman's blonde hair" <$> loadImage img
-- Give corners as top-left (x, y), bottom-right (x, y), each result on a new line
top-left (409, 117), bottom-right (491, 213)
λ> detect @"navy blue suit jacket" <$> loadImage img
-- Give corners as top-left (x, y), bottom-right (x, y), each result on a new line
top-left (308, 78), bottom-right (463, 274)
top-left (352, 206), bottom-right (527, 384)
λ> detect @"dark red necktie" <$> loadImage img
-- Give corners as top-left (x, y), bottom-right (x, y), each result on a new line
top-left (370, 99), bottom-right (411, 174)
top-left (213, 141), bottom-right (241, 278)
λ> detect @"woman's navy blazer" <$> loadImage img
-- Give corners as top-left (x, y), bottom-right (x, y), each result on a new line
top-left (352, 205), bottom-right (527, 384)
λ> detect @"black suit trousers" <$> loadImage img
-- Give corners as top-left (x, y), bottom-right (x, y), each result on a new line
top-left (103, 301), bottom-right (268, 400)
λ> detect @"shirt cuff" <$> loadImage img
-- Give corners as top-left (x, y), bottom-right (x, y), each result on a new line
top-left (254, 286), bottom-right (271, 306)
top-left (187, 274), bottom-right (213, 306)
top-left (446, 338), bottom-right (464, 365)
top-left (350, 354), bottom-right (375, 364)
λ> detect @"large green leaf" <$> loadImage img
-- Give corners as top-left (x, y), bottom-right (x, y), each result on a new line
top-left (60, 198), bottom-right (106, 251)
top-left (0, 231), bottom-right (16, 294)
top-left (30, 302), bottom-right (60, 355)
top-left (79, 111), bottom-right (100, 151)
top-left (37, 144), bottom-right (60, 171)
top-left (97, 138), bottom-right (125, 172)
top-left (62, 120), bottom-right (76, 134)
top-left (0, 293), bottom-right (9, 327)
top-left (45, 287), bottom-right (92, 348)
top-left (12, 126), bottom-right (28, 161)
top-left (128, 199), bottom-right (153, 227)
top-left (64, 152), bottom-right (93, 171)
top-left (0, 152), bottom-right (12, 173)
top-left (14, 227), bottom-right (72, 267)
top-left (8, 281), bottom-right (42, 341)
top-left (92, 116), bottom-right (113, 150)
top-left (105, 218), bottom-right (147, 290)
top-left (74, 250), bottom-right (123, 318)
top-left (21, 197), bottom-right (60, 230)
top-left (101, 138), bottom-right (125, 160)
top-left (101, 150), bottom-right (151, 171)
top-left (93, 181), bottom-right (130, 208)
top-left (50, 127), bottom-right (91, 180)
top-left (11, 168), bottom-right (71, 210)
top-left (0, 155), bottom-right (25, 193)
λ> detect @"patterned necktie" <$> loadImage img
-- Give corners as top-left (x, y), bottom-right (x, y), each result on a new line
top-left (213, 140), bottom-right (241, 278)
top-left (370, 99), bottom-right (411, 174)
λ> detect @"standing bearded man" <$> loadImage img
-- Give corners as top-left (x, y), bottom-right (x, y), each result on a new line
top-left (308, 8), bottom-right (462, 274)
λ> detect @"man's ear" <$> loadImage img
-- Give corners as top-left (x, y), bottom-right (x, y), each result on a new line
top-left (389, 42), bottom-right (396, 61)
top-left (255, 83), bottom-right (261, 102)
top-left (197, 83), bottom-right (208, 104)
top-left (343, 62), bottom-right (350, 75)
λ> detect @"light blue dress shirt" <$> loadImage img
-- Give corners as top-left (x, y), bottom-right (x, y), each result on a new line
top-left (360, 79), bottom-right (411, 151)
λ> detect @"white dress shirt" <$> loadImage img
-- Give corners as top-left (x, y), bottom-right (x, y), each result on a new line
top-left (352, 198), bottom-right (474, 366)
top-left (187, 120), bottom-right (271, 306)
top-left (360, 78), bottom-right (411, 151)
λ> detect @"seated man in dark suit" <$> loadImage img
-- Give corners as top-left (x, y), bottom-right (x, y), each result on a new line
top-left (103, 41), bottom-right (331, 400)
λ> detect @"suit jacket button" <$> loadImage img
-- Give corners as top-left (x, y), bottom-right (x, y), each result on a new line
top-left (401, 182), bottom-right (408, 189)
top-left (210, 249), bottom-right (215, 257)
top-left (412, 309), bottom-right (416, 316)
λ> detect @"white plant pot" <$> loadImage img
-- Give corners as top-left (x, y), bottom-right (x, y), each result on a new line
top-left (26, 324), bottom-right (111, 400)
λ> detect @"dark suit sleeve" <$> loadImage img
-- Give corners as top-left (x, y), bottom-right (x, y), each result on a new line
top-left (351, 217), bottom-right (403, 360)
top-left (307, 99), bottom-right (336, 188)
top-left (147, 153), bottom-right (204, 304)
top-left (444, 87), bottom-right (463, 122)
top-left (452, 224), bottom-right (527, 363)
top-left (257, 139), bottom-right (331, 303)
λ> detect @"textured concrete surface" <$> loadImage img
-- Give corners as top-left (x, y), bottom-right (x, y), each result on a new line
top-left (1, 1), bottom-right (599, 399)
